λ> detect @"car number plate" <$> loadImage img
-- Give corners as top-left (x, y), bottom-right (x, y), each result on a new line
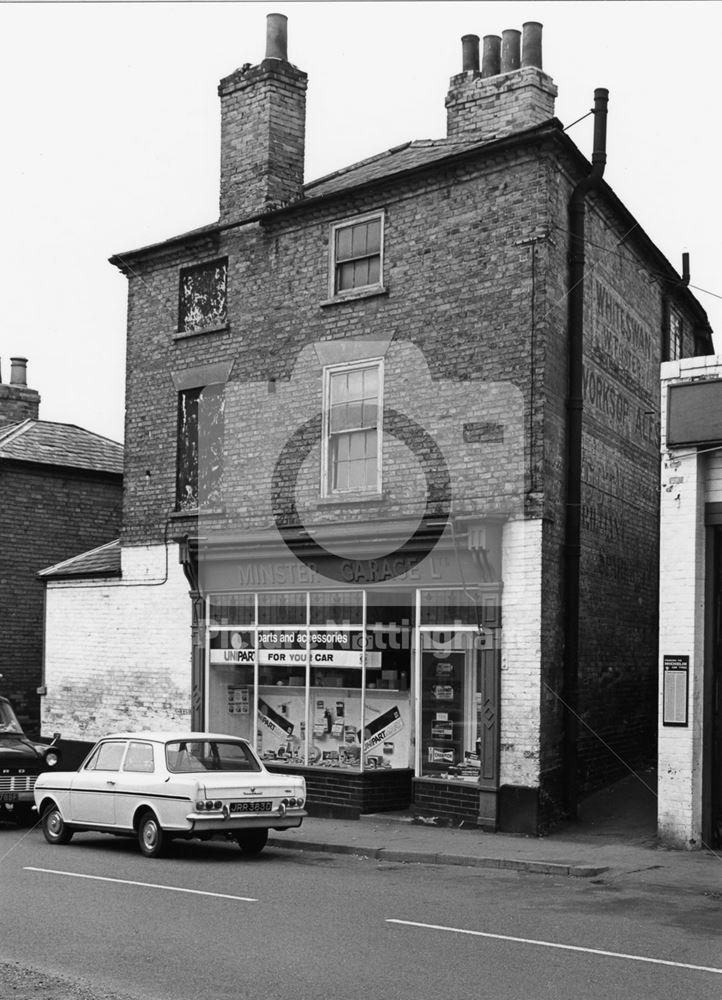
top-left (0, 792), bottom-right (19, 803)
top-left (229, 800), bottom-right (272, 813)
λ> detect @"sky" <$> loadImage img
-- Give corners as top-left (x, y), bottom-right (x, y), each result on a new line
top-left (1, 0), bottom-right (720, 443)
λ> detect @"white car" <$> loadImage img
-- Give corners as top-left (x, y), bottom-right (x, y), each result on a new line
top-left (33, 731), bottom-right (307, 858)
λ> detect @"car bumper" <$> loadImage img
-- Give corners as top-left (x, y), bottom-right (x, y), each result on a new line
top-left (186, 809), bottom-right (306, 833)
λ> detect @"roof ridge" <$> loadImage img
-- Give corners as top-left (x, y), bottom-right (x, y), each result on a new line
top-left (38, 537), bottom-right (121, 578)
top-left (0, 418), bottom-right (34, 449)
top-left (32, 419), bottom-right (123, 449)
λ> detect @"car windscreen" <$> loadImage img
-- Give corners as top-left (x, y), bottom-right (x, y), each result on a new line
top-left (165, 740), bottom-right (261, 773)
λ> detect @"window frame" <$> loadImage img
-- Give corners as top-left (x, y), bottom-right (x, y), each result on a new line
top-left (84, 740), bottom-right (128, 772)
top-left (178, 257), bottom-right (228, 335)
top-left (175, 383), bottom-right (225, 512)
top-left (328, 211), bottom-right (385, 300)
top-left (669, 309), bottom-right (683, 362)
top-left (122, 741), bottom-right (156, 774)
top-left (321, 357), bottom-right (384, 498)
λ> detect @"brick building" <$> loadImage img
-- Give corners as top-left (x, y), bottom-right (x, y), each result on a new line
top-left (40, 17), bottom-right (712, 833)
top-left (0, 357), bottom-right (123, 734)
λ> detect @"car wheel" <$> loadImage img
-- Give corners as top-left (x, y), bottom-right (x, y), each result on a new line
top-left (236, 829), bottom-right (268, 855)
top-left (138, 810), bottom-right (167, 858)
top-left (42, 804), bottom-right (74, 845)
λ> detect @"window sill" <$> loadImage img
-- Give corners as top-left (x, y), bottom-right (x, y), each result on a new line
top-left (169, 507), bottom-right (226, 519)
top-left (319, 285), bottom-right (388, 308)
top-left (172, 324), bottom-right (230, 341)
top-left (315, 492), bottom-right (386, 508)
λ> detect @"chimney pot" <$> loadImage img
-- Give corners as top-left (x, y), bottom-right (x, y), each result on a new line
top-left (501, 29), bottom-right (521, 72)
top-left (10, 357), bottom-right (27, 387)
top-left (481, 35), bottom-right (501, 78)
top-left (522, 21), bottom-right (543, 68)
top-left (461, 34), bottom-right (480, 72)
top-left (265, 12), bottom-right (288, 60)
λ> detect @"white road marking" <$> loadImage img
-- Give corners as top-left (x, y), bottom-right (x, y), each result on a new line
top-left (387, 919), bottom-right (722, 976)
top-left (24, 867), bottom-right (257, 902)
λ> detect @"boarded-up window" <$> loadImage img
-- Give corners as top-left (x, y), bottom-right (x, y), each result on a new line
top-left (176, 385), bottom-right (225, 510)
top-left (179, 259), bottom-right (228, 333)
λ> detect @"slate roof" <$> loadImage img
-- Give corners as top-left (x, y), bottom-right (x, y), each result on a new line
top-left (0, 420), bottom-right (123, 475)
top-left (302, 137), bottom-right (490, 199)
top-left (38, 539), bottom-right (121, 580)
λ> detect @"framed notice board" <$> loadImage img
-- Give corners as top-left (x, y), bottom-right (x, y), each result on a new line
top-left (663, 655), bottom-right (689, 726)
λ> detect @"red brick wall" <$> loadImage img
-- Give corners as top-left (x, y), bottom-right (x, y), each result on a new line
top-left (117, 131), bottom-right (709, 819)
top-left (0, 462), bottom-right (122, 734)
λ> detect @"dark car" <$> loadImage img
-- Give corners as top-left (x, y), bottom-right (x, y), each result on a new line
top-left (0, 696), bottom-right (61, 825)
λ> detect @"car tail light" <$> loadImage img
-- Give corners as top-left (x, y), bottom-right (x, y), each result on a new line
top-left (196, 800), bottom-right (223, 811)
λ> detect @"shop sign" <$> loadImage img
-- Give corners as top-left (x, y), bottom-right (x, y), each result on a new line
top-left (662, 654), bottom-right (689, 726)
top-left (363, 705), bottom-right (403, 752)
top-left (209, 629), bottom-right (381, 667)
top-left (258, 698), bottom-right (295, 738)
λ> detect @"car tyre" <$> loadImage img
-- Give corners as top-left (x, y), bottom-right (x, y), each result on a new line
top-left (236, 829), bottom-right (268, 855)
top-left (138, 810), bottom-right (167, 858)
top-left (42, 804), bottom-right (74, 845)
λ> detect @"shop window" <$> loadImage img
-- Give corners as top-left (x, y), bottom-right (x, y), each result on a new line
top-left (209, 593), bottom-right (255, 627)
top-left (323, 360), bottom-right (382, 495)
top-left (669, 310), bottom-right (683, 361)
top-left (258, 592), bottom-right (306, 626)
top-left (419, 631), bottom-right (484, 783)
top-left (178, 258), bottom-right (227, 334)
top-left (309, 590), bottom-right (363, 626)
top-left (330, 212), bottom-right (384, 296)
top-left (206, 591), bottom-right (413, 774)
top-left (176, 384), bottom-right (225, 511)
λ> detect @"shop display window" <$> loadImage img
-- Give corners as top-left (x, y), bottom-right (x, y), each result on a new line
top-left (418, 630), bottom-right (482, 784)
top-left (258, 591), bottom-right (306, 625)
top-left (309, 590), bottom-right (363, 626)
top-left (419, 587), bottom-right (488, 626)
top-left (209, 593), bottom-right (254, 627)
top-left (206, 591), bottom-right (413, 773)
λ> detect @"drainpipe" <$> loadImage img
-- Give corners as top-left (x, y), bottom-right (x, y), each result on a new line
top-left (661, 252), bottom-right (690, 362)
top-left (563, 88), bottom-right (608, 819)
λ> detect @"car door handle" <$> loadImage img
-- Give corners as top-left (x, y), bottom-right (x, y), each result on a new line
top-left (106, 780), bottom-right (116, 786)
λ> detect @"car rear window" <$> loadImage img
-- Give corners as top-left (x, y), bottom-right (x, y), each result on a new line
top-left (165, 740), bottom-right (261, 773)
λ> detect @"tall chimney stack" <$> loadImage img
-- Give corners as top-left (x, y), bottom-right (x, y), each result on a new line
top-left (0, 356), bottom-right (40, 427)
top-left (218, 13), bottom-right (307, 220)
top-left (446, 21), bottom-right (557, 140)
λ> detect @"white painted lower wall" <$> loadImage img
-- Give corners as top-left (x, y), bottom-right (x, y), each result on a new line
top-left (499, 518), bottom-right (542, 788)
top-left (658, 356), bottom-right (722, 848)
top-left (42, 543), bottom-right (192, 742)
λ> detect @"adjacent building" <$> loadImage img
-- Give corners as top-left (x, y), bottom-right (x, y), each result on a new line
top-left (658, 356), bottom-right (722, 849)
top-left (40, 16), bottom-right (713, 833)
top-left (0, 357), bottom-right (123, 734)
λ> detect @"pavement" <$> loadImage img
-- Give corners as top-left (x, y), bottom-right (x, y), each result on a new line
top-left (269, 767), bottom-right (722, 892)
